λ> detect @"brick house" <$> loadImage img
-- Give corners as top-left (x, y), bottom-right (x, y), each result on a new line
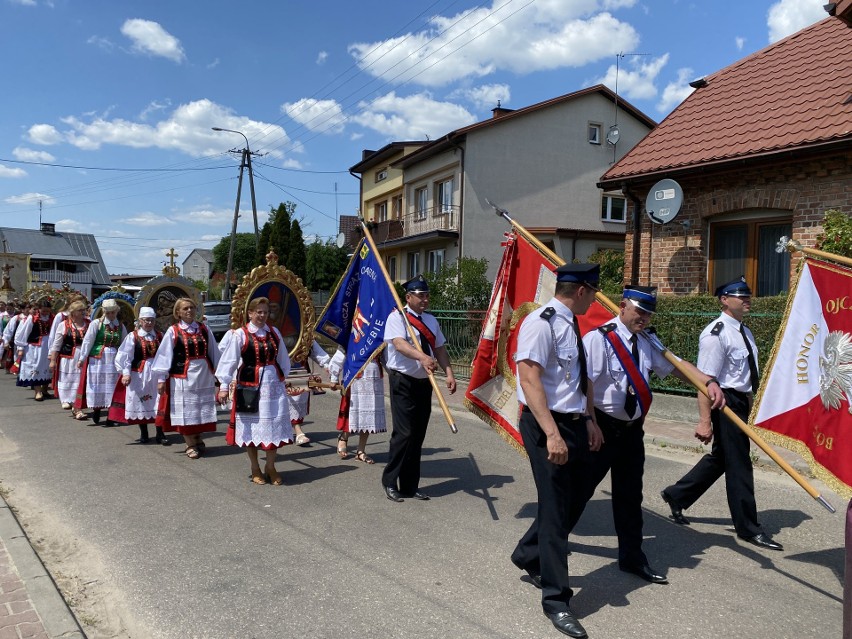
top-left (599, 6), bottom-right (852, 296)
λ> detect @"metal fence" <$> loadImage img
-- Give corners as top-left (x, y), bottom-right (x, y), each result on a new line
top-left (431, 309), bottom-right (488, 379)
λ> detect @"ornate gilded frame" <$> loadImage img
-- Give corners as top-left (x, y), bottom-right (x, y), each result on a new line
top-left (231, 251), bottom-right (315, 363)
top-left (91, 290), bottom-right (138, 333)
top-left (134, 263), bottom-right (202, 336)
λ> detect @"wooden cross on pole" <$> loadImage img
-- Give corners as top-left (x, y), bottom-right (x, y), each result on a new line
top-left (163, 248), bottom-right (180, 276)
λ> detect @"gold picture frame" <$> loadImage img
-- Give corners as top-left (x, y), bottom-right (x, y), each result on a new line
top-left (231, 251), bottom-right (315, 363)
top-left (134, 274), bottom-right (202, 336)
top-left (91, 291), bottom-right (138, 334)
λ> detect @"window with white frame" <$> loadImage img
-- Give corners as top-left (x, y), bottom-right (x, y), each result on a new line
top-left (436, 178), bottom-right (453, 215)
top-left (407, 251), bottom-right (420, 278)
top-left (588, 123), bottom-right (602, 144)
top-left (601, 194), bottom-right (627, 222)
top-left (392, 195), bottom-right (403, 220)
top-left (386, 255), bottom-right (397, 281)
top-left (427, 249), bottom-right (445, 273)
top-left (414, 187), bottom-right (428, 220)
top-left (375, 168), bottom-right (387, 183)
top-left (375, 200), bottom-right (388, 223)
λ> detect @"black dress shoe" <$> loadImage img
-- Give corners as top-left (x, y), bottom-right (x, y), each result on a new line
top-left (619, 562), bottom-right (668, 584)
top-left (524, 570), bottom-right (542, 589)
top-left (739, 533), bottom-right (783, 551)
top-left (544, 610), bottom-right (587, 638)
top-left (91, 409), bottom-right (101, 424)
top-left (401, 491), bottom-right (430, 501)
top-left (661, 490), bottom-right (690, 525)
top-left (384, 485), bottom-right (404, 502)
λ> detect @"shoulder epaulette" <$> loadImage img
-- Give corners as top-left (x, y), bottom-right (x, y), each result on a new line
top-left (597, 322), bottom-right (617, 334)
top-left (539, 307), bottom-right (556, 320)
top-left (710, 321), bottom-right (724, 336)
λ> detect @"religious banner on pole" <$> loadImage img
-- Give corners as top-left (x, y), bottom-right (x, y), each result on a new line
top-left (751, 257), bottom-right (852, 499)
top-left (464, 232), bottom-right (613, 451)
top-left (314, 238), bottom-right (397, 391)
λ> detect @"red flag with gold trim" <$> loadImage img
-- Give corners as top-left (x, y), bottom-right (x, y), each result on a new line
top-left (463, 232), bottom-right (612, 451)
top-left (752, 257), bottom-right (852, 499)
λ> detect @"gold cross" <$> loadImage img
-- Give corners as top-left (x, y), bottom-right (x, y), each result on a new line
top-left (166, 248), bottom-right (179, 268)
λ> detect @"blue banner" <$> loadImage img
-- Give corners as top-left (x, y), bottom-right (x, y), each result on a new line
top-left (315, 239), bottom-right (398, 389)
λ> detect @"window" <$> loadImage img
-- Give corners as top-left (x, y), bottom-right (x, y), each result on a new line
top-left (375, 201), bottom-right (388, 223)
top-left (392, 195), bottom-right (403, 220)
top-left (407, 252), bottom-right (420, 279)
top-left (588, 123), bottom-right (602, 145)
top-left (436, 179), bottom-right (453, 214)
top-left (427, 249), bottom-right (445, 273)
top-left (601, 194), bottom-right (627, 222)
top-left (387, 256), bottom-right (397, 281)
top-left (709, 217), bottom-right (792, 296)
top-left (375, 168), bottom-right (387, 183)
top-left (414, 187), bottom-right (428, 220)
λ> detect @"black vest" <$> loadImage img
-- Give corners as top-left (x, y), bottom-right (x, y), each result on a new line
top-left (59, 319), bottom-right (87, 356)
top-left (237, 327), bottom-right (285, 386)
top-left (168, 325), bottom-right (213, 377)
top-left (130, 331), bottom-right (162, 372)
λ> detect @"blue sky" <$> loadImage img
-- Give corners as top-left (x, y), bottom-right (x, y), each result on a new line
top-left (0, 0), bottom-right (828, 275)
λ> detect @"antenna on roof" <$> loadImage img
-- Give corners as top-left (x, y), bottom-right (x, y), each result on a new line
top-left (609, 52), bottom-right (650, 163)
top-left (38, 199), bottom-right (42, 227)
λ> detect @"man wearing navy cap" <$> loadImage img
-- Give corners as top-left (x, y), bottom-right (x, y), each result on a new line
top-left (510, 263), bottom-right (603, 639)
top-left (662, 276), bottom-right (783, 551)
top-left (381, 274), bottom-right (456, 503)
top-left (571, 285), bottom-right (724, 585)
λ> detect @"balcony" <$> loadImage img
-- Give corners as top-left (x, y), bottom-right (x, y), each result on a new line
top-left (32, 269), bottom-right (92, 284)
top-left (403, 207), bottom-right (458, 237)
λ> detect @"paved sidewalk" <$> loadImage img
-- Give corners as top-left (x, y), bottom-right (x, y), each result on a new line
top-left (0, 497), bottom-right (85, 639)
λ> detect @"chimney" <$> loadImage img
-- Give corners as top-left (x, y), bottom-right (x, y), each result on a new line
top-left (491, 99), bottom-right (515, 119)
top-left (40, 222), bottom-right (56, 235)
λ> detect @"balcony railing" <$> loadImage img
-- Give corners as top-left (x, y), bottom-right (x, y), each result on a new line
top-left (404, 207), bottom-right (458, 236)
top-left (32, 269), bottom-right (92, 284)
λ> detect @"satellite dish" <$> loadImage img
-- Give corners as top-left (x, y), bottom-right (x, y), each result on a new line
top-left (605, 125), bottom-right (620, 146)
top-left (335, 232), bottom-right (346, 249)
top-left (645, 178), bottom-right (684, 224)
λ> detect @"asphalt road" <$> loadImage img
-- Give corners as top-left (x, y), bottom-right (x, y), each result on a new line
top-left (0, 376), bottom-right (844, 639)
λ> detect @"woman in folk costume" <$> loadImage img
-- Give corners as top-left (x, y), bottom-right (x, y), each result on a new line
top-left (151, 297), bottom-right (219, 460)
top-left (108, 306), bottom-right (170, 445)
top-left (216, 297), bottom-right (292, 485)
top-left (15, 298), bottom-right (55, 401)
top-left (48, 300), bottom-right (90, 414)
top-left (0, 301), bottom-right (19, 373)
top-left (329, 348), bottom-right (386, 464)
top-left (75, 298), bottom-right (126, 424)
top-left (4, 303), bottom-right (30, 374)
top-left (287, 341), bottom-right (332, 447)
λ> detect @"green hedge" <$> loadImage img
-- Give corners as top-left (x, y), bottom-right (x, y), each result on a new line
top-left (648, 294), bottom-right (786, 394)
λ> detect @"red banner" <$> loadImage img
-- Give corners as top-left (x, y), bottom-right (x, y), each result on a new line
top-left (463, 233), bottom-right (612, 451)
top-left (752, 258), bottom-right (852, 499)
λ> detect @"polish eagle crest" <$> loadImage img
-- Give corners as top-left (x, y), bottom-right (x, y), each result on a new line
top-left (819, 331), bottom-right (852, 413)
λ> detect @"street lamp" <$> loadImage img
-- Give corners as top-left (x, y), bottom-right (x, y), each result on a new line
top-left (212, 127), bottom-right (260, 300)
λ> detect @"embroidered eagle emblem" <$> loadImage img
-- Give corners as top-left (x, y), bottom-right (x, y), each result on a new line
top-left (819, 331), bottom-right (852, 413)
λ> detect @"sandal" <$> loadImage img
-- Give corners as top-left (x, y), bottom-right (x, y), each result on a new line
top-left (336, 433), bottom-right (350, 459)
top-left (185, 447), bottom-right (200, 459)
top-left (354, 450), bottom-right (375, 464)
top-left (249, 473), bottom-right (267, 485)
top-left (295, 433), bottom-right (311, 446)
top-left (266, 469), bottom-right (284, 486)
top-left (72, 410), bottom-right (87, 421)
top-left (196, 440), bottom-right (206, 456)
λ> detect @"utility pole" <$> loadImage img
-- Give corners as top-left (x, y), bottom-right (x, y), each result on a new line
top-left (212, 127), bottom-right (261, 301)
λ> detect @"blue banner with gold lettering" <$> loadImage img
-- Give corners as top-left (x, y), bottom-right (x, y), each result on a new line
top-left (315, 238), bottom-right (397, 390)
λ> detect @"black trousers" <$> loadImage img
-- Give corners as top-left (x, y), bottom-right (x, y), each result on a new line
top-left (567, 409), bottom-right (647, 567)
top-left (665, 389), bottom-right (762, 537)
top-left (511, 408), bottom-right (589, 614)
top-left (382, 370), bottom-right (433, 494)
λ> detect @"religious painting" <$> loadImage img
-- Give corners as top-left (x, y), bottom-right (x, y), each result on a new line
top-left (91, 291), bottom-right (137, 334)
top-left (134, 261), bottom-right (202, 335)
top-left (231, 250), bottom-right (315, 363)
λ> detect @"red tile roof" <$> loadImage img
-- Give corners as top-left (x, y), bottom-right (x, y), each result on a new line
top-left (601, 16), bottom-right (852, 184)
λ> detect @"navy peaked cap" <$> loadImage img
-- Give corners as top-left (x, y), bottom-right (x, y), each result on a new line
top-left (403, 275), bottom-right (429, 293)
top-left (555, 263), bottom-right (600, 285)
top-left (623, 285), bottom-right (658, 313)
top-left (714, 276), bottom-right (752, 298)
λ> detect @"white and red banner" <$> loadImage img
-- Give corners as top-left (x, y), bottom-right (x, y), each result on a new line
top-left (752, 258), bottom-right (852, 499)
top-left (463, 232), bottom-right (612, 451)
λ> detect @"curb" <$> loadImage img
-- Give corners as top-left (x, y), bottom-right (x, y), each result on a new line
top-left (0, 495), bottom-right (86, 639)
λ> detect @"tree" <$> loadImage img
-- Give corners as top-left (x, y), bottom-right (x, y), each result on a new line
top-left (255, 221), bottom-right (272, 265)
top-left (305, 239), bottom-right (349, 291)
top-left (267, 202), bottom-right (293, 263)
top-left (586, 248), bottom-right (625, 295)
top-left (426, 257), bottom-right (491, 309)
top-left (816, 209), bottom-right (852, 259)
top-left (212, 233), bottom-right (258, 278)
top-left (288, 219), bottom-right (307, 281)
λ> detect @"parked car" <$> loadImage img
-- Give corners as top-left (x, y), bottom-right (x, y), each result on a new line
top-left (203, 301), bottom-right (233, 340)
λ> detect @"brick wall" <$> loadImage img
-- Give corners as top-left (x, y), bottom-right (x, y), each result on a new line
top-left (623, 152), bottom-right (852, 294)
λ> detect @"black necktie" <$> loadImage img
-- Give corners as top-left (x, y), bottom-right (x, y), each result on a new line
top-left (414, 316), bottom-right (431, 355)
top-left (740, 324), bottom-right (758, 393)
top-left (624, 334), bottom-right (639, 417)
top-left (572, 315), bottom-right (588, 396)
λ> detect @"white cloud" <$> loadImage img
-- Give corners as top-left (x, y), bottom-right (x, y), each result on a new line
top-left (139, 99), bottom-right (171, 121)
top-left (4, 192), bottom-right (55, 205)
top-left (281, 158), bottom-right (304, 170)
top-left (449, 83), bottom-right (511, 111)
top-left (120, 212), bottom-right (177, 226)
top-left (0, 165), bottom-right (27, 179)
top-left (12, 147), bottom-right (55, 162)
top-left (27, 123), bottom-right (63, 145)
top-left (767, 0), bottom-right (826, 43)
top-left (173, 208), bottom-right (235, 226)
top-left (656, 67), bottom-right (695, 113)
top-left (735, 36), bottom-right (745, 51)
top-left (9, 0), bottom-right (37, 5)
top-left (55, 219), bottom-right (88, 233)
top-left (348, 1), bottom-right (639, 87)
top-left (87, 35), bottom-right (115, 52)
top-left (351, 91), bottom-right (476, 139)
top-left (120, 18), bottom-right (186, 63)
top-left (594, 53), bottom-right (669, 100)
top-left (316, 51), bottom-right (328, 65)
top-left (200, 234), bottom-right (221, 242)
top-left (26, 99), bottom-right (288, 157)
top-left (207, 58), bottom-right (220, 69)
top-left (283, 98), bottom-right (346, 134)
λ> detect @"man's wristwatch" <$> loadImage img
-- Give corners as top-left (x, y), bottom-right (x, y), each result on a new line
top-left (705, 377), bottom-right (719, 387)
